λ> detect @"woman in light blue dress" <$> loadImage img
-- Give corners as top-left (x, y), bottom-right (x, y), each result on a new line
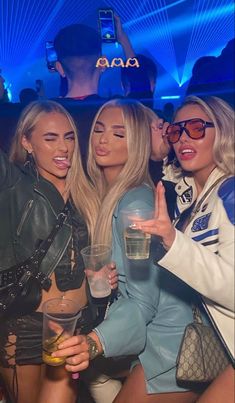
top-left (53, 99), bottom-right (200, 403)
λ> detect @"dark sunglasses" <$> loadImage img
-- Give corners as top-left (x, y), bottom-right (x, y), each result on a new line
top-left (165, 118), bottom-right (215, 144)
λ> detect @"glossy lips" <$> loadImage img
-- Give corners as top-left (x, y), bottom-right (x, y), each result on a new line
top-left (94, 147), bottom-right (110, 157)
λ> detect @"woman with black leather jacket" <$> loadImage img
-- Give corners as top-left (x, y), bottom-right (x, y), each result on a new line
top-left (0, 100), bottom-right (114, 403)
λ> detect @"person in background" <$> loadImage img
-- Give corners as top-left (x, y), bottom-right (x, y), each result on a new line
top-left (0, 100), bottom-right (116, 403)
top-left (186, 56), bottom-right (217, 96)
top-left (35, 79), bottom-right (46, 100)
top-left (163, 102), bottom-right (175, 123)
top-left (115, 15), bottom-right (164, 186)
top-left (59, 76), bottom-right (68, 98)
top-left (138, 95), bottom-right (235, 403)
top-left (121, 53), bottom-right (157, 109)
top-left (186, 39), bottom-right (235, 108)
top-left (54, 24), bottom-right (104, 100)
top-left (19, 88), bottom-right (39, 106)
top-left (53, 98), bottom-right (202, 403)
top-left (115, 15), bottom-right (157, 110)
top-left (53, 23), bottom-right (106, 169)
top-left (0, 72), bottom-right (9, 104)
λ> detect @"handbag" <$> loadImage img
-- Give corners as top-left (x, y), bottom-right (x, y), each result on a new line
top-left (0, 202), bottom-right (69, 318)
top-left (176, 305), bottom-right (230, 384)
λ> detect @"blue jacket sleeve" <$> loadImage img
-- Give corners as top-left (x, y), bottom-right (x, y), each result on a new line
top-left (94, 185), bottom-right (161, 357)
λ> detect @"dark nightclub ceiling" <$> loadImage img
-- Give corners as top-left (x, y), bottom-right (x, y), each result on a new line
top-left (0, 0), bottom-right (234, 104)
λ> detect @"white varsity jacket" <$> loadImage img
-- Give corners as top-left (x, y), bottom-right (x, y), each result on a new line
top-left (159, 167), bottom-right (235, 358)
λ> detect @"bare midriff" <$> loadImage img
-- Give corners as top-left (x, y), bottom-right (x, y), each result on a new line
top-left (36, 274), bottom-right (87, 312)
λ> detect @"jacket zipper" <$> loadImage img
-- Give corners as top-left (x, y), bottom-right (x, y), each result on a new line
top-left (16, 199), bottom-right (34, 236)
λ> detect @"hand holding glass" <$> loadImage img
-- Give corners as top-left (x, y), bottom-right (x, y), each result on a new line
top-left (42, 298), bottom-right (81, 366)
top-left (121, 209), bottom-right (154, 259)
top-left (81, 244), bottom-right (112, 298)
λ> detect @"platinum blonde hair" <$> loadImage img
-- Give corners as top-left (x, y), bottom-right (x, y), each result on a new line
top-left (87, 98), bottom-right (153, 245)
top-left (10, 100), bottom-right (98, 237)
top-left (174, 96), bottom-right (235, 175)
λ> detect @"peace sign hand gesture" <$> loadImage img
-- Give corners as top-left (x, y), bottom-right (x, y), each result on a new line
top-left (136, 181), bottom-right (176, 250)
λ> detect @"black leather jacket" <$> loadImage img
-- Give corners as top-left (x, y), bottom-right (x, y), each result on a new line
top-left (0, 150), bottom-right (88, 290)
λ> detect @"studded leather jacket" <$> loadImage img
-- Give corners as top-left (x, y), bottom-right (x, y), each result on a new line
top-left (0, 149), bottom-right (89, 291)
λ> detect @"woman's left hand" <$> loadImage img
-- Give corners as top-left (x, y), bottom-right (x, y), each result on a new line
top-left (108, 262), bottom-right (118, 289)
top-left (85, 262), bottom-right (118, 290)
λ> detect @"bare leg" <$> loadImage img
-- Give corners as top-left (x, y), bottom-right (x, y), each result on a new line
top-left (37, 365), bottom-right (77, 403)
top-left (197, 365), bottom-right (234, 403)
top-left (0, 331), bottom-right (44, 403)
top-left (0, 364), bottom-right (44, 403)
top-left (114, 364), bottom-right (200, 403)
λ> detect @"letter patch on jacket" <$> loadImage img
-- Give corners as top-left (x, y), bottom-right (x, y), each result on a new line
top-left (179, 187), bottom-right (193, 204)
top-left (191, 213), bottom-right (211, 232)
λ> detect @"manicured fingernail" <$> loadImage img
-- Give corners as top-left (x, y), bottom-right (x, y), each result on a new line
top-left (72, 372), bottom-right (80, 380)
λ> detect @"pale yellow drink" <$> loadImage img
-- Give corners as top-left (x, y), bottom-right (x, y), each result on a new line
top-left (43, 334), bottom-right (66, 366)
top-left (42, 298), bottom-right (80, 366)
top-left (124, 227), bottom-right (151, 259)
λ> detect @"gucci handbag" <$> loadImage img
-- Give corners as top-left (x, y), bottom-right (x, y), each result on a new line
top-left (176, 305), bottom-right (230, 384)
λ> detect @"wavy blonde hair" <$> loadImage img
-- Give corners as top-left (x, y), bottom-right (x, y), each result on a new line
top-left (87, 98), bottom-right (154, 245)
top-left (10, 100), bottom-right (99, 238)
top-left (173, 96), bottom-right (235, 176)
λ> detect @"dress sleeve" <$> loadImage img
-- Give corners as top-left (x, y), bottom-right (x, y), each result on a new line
top-left (94, 186), bottom-right (161, 357)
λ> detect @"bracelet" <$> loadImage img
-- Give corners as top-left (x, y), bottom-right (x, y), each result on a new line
top-left (86, 335), bottom-right (100, 360)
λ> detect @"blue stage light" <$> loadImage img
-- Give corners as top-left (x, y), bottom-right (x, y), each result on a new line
top-left (161, 95), bottom-right (180, 99)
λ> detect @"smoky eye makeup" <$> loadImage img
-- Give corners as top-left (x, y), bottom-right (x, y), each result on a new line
top-left (93, 122), bottom-right (104, 133)
top-left (65, 132), bottom-right (75, 140)
top-left (44, 133), bottom-right (57, 141)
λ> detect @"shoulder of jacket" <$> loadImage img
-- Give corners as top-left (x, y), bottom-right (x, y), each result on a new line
top-left (218, 177), bottom-right (235, 225)
top-left (119, 185), bottom-right (153, 206)
top-left (113, 185), bottom-right (154, 218)
top-left (218, 177), bottom-right (235, 197)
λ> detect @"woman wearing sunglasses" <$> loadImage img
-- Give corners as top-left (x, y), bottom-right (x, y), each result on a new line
top-left (138, 95), bottom-right (235, 402)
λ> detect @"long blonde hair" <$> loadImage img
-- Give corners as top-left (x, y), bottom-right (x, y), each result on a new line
top-left (10, 100), bottom-right (99, 238)
top-left (174, 96), bottom-right (235, 176)
top-left (87, 98), bottom-right (153, 245)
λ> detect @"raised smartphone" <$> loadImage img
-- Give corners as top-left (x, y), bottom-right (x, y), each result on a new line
top-left (98, 9), bottom-right (116, 43)
top-left (45, 41), bottom-right (57, 71)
